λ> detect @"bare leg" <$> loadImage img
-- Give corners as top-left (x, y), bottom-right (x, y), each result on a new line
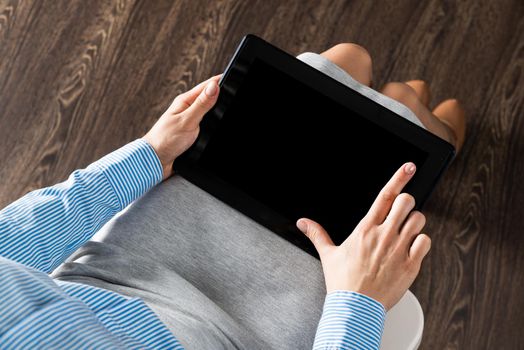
top-left (405, 80), bottom-right (467, 145)
top-left (319, 44), bottom-right (466, 152)
top-left (432, 99), bottom-right (466, 151)
top-left (382, 81), bottom-right (466, 151)
top-left (320, 43), bottom-right (373, 86)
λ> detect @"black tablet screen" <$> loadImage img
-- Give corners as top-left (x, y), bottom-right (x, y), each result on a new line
top-left (195, 58), bottom-right (428, 244)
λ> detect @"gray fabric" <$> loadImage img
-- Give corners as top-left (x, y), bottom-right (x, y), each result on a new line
top-left (53, 176), bottom-right (326, 350)
top-left (53, 53), bottom-right (424, 350)
top-left (296, 52), bottom-right (426, 129)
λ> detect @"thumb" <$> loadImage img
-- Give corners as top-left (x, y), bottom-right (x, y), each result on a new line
top-left (296, 218), bottom-right (335, 258)
top-left (181, 80), bottom-right (219, 127)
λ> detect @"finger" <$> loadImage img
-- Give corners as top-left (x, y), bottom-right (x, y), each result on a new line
top-left (296, 218), bottom-right (335, 258)
top-left (382, 193), bottom-right (416, 232)
top-left (405, 80), bottom-right (430, 107)
top-left (409, 233), bottom-right (431, 263)
top-left (170, 75), bottom-right (222, 114)
top-left (364, 162), bottom-right (416, 225)
top-left (399, 211), bottom-right (426, 242)
top-left (180, 80), bottom-right (220, 128)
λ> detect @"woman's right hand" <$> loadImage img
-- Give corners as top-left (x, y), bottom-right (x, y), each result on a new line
top-left (296, 162), bottom-right (431, 310)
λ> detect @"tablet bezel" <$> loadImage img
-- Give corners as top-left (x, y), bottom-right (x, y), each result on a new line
top-left (174, 34), bottom-right (455, 256)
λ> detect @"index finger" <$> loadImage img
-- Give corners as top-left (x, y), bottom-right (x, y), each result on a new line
top-left (364, 162), bottom-right (417, 225)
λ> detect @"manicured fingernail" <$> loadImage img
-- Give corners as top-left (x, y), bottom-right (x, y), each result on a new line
top-left (297, 219), bottom-right (308, 233)
top-left (405, 162), bottom-right (416, 175)
top-left (205, 82), bottom-right (218, 97)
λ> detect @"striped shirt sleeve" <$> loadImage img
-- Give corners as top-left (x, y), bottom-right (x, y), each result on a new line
top-left (0, 139), bottom-right (163, 274)
top-left (313, 290), bottom-right (386, 350)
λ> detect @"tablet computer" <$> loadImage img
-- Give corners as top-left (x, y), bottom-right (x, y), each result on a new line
top-left (174, 34), bottom-right (455, 257)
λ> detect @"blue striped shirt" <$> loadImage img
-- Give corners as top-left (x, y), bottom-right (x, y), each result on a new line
top-left (0, 139), bottom-right (386, 349)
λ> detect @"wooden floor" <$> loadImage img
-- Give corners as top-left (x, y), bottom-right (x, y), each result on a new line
top-left (1, 0), bottom-right (523, 348)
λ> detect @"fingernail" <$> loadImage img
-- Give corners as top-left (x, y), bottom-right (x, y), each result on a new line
top-left (297, 219), bottom-right (308, 233)
top-left (405, 162), bottom-right (416, 175)
top-left (205, 82), bottom-right (218, 97)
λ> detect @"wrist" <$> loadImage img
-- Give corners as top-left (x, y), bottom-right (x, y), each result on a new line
top-left (140, 137), bottom-right (170, 179)
top-left (326, 290), bottom-right (386, 312)
top-left (161, 164), bottom-right (174, 180)
top-left (141, 137), bottom-right (173, 180)
top-left (92, 139), bottom-right (163, 209)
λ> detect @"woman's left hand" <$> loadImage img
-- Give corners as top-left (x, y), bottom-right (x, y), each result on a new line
top-left (144, 75), bottom-right (221, 179)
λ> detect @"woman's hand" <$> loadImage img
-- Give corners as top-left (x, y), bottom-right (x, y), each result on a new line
top-left (296, 162), bottom-right (431, 310)
top-left (143, 75), bottom-right (221, 179)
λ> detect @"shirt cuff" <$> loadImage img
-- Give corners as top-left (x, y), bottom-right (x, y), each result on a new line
top-left (313, 291), bottom-right (386, 350)
top-left (90, 139), bottom-right (163, 210)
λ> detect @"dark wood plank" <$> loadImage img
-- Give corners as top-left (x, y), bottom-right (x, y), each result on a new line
top-left (0, 0), bottom-right (523, 348)
top-left (415, 20), bottom-right (524, 349)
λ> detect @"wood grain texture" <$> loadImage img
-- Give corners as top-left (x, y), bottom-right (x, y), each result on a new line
top-left (0, 0), bottom-right (523, 348)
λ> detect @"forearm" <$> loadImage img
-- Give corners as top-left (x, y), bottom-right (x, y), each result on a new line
top-left (313, 291), bottom-right (386, 350)
top-left (0, 139), bottom-right (162, 273)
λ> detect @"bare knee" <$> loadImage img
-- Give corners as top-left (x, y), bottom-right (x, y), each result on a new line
top-left (322, 43), bottom-right (373, 85)
top-left (331, 43), bottom-right (372, 70)
top-left (381, 82), bottom-right (420, 111)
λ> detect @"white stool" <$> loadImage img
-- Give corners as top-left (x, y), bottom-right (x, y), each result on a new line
top-left (380, 290), bottom-right (424, 350)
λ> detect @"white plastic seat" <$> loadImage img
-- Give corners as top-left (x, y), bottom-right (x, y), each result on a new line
top-left (380, 290), bottom-right (424, 350)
